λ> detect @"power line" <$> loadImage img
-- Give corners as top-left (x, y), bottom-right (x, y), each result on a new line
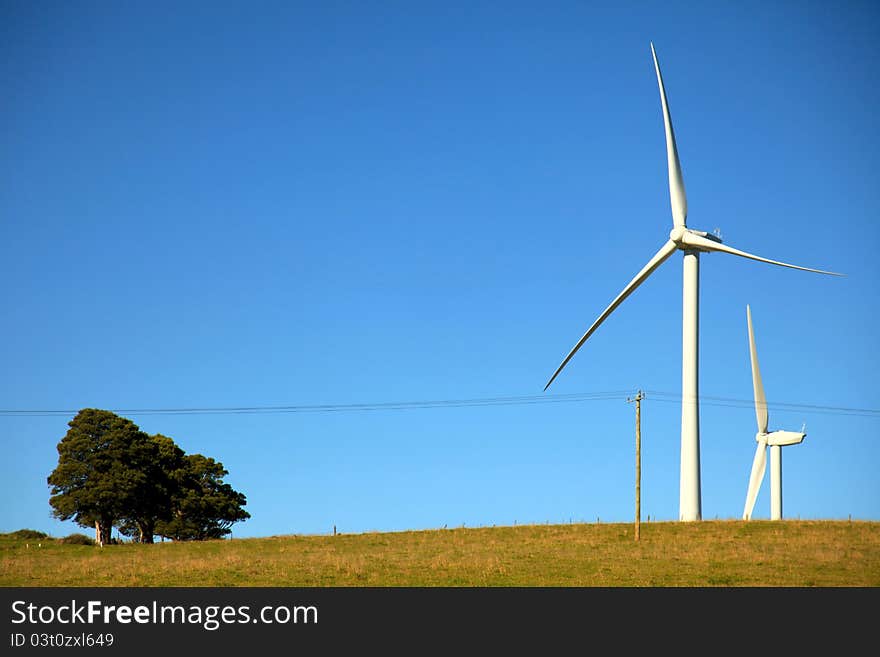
top-left (0, 391), bottom-right (630, 417)
top-left (643, 390), bottom-right (880, 418)
top-left (0, 390), bottom-right (877, 418)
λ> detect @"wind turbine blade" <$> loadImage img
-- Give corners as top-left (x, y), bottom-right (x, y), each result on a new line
top-left (544, 239), bottom-right (677, 391)
top-left (743, 440), bottom-right (767, 520)
top-left (747, 305), bottom-right (769, 434)
top-left (679, 231), bottom-right (844, 276)
top-left (651, 42), bottom-right (687, 229)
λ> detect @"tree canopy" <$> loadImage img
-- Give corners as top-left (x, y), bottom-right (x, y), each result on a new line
top-left (48, 409), bottom-right (249, 545)
top-left (155, 454), bottom-right (251, 541)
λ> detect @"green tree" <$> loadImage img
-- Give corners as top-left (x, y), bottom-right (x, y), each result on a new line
top-left (116, 433), bottom-right (186, 543)
top-left (155, 454), bottom-right (250, 541)
top-left (47, 409), bottom-right (161, 546)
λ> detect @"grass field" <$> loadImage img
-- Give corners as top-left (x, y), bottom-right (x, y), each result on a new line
top-left (2, 520), bottom-right (878, 587)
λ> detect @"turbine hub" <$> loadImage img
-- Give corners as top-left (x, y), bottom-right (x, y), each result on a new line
top-left (669, 226), bottom-right (686, 245)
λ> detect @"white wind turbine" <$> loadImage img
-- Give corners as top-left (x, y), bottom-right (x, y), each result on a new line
top-left (543, 43), bottom-right (841, 521)
top-left (742, 305), bottom-right (806, 521)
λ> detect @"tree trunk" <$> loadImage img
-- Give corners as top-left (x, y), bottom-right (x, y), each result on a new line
top-left (97, 518), bottom-right (112, 547)
top-left (137, 521), bottom-right (154, 544)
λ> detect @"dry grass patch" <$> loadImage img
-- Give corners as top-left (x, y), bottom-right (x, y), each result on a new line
top-left (1, 520), bottom-right (878, 587)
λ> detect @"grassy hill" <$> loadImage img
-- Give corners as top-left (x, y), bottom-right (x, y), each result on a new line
top-left (2, 520), bottom-right (878, 586)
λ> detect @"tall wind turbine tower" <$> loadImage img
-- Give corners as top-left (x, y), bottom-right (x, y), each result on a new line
top-left (544, 43), bottom-right (842, 521)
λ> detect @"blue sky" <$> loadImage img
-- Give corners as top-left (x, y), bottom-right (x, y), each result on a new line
top-left (2, 2), bottom-right (878, 539)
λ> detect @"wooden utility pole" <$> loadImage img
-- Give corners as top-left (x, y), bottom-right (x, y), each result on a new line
top-left (627, 391), bottom-right (644, 541)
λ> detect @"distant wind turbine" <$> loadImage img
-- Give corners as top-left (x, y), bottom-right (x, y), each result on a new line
top-left (742, 305), bottom-right (806, 521)
top-left (543, 43), bottom-right (842, 521)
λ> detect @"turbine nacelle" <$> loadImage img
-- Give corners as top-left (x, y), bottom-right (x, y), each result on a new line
top-left (670, 226), bottom-right (723, 250)
top-left (763, 430), bottom-right (806, 447)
